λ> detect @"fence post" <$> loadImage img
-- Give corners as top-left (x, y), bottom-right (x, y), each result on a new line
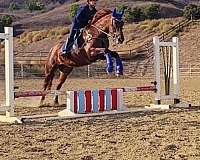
top-left (189, 64), bottom-right (192, 78)
top-left (4, 27), bottom-right (14, 117)
top-left (39, 51), bottom-right (42, 64)
top-left (20, 64), bottom-right (24, 78)
top-left (87, 65), bottom-right (90, 78)
top-left (153, 37), bottom-right (161, 104)
top-left (172, 37), bottom-right (180, 103)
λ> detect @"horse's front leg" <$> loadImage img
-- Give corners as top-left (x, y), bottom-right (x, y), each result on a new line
top-left (115, 55), bottom-right (123, 76)
top-left (107, 49), bottom-right (123, 76)
top-left (88, 47), bottom-right (115, 74)
top-left (105, 51), bottom-right (113, 74)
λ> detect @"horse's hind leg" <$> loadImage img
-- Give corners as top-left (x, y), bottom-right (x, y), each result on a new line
top-left (54, 66), bottom-right (73, 105)
top-left (40, 64), bottom-right (58, 105)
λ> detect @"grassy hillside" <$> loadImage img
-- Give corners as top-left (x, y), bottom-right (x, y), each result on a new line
top-left (12, 17), bottom-right (182, 54)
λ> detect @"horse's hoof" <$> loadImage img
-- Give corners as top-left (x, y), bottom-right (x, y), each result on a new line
top-left (54, 102), bottom-right (59, 106)
top-left (116, 72), bottom-right (123, 77)
top-left (40, 100), bottom-right (44, 106)
top-left (106, 73), bottom-right (113, 78)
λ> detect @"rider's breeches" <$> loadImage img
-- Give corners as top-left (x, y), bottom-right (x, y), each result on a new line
top-left (65, 23), bottom-right (81, 51)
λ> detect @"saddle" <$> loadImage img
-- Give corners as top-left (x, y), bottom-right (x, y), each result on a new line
top-left (61, 29), bottom-right (87, 54)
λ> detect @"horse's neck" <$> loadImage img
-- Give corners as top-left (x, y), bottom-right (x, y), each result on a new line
top-left (91, 15), bottom-right (111, 35)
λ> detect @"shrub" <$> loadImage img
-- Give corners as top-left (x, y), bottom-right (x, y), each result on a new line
top-left (0, 23), bottom-right (3, 33)
top-left (1, 15), bottom-right (13, 26)
top-left (131, 7), bottom-right (145, 22)
top-left (25, 0), bottom-right (45, 12)
top-left (116, 5), bottom-right (126, 12)
top-left (125, 4), bottom-right (161, 23)
top-left (9, 2), bottom-right (19, 11)
top-left (124, 7), bottom-right (133, 23)
top-left (183, 4), bottom-right (200, 20)
top-left (0, 15), bottom-right (13, 32)
top-left (144, 4), bottom-right (161, 19)
top-left (124, 7), bottom-right (144, 23)
top-left (70, 3), bottom-right (79, 18)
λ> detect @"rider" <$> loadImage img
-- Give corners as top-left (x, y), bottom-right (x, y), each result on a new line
top-left (62, 0), bottom-right (98, 57)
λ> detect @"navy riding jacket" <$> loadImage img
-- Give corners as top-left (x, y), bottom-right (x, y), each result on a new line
top-left (73, 4), bottom-right (97, 28)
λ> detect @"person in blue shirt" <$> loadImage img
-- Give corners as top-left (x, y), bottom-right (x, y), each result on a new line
top-left (62, 0), bottom-right (98, 57)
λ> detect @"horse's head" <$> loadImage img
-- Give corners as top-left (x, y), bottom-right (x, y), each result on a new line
top-left (89, 9), bottom-right (125, 45)
top-left (110, 8), bottom-right (125, 44)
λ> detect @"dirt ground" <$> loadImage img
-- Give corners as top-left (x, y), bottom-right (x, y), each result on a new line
top-left (0, 78), bottom-right (200, 160)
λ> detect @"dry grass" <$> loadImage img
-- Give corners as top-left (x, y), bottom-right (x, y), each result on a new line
top-left (14, 17), bottom-right (183, 51)
top-left (16, 26), bottom-right (70, 44)
top-left (111, 17), bottom-right (183, 51)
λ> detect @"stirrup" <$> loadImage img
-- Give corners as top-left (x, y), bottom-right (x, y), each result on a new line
top-left (61, 51), bottom-right (71, 58)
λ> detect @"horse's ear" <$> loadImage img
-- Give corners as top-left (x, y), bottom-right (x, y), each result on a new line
top-left (120, 9), bottom-right (125, 17)
top-left (112, 8), bottom-right (117, 17)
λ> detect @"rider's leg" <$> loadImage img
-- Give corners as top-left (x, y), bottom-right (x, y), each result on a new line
top-left (75, 29), bottom-right (81, 48)
top-left (62, 23), bottom-right (77, 55)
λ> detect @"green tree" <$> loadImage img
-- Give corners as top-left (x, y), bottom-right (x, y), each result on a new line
top-left (25, 0), bottom-right (45, 12)
top-left (0, 22), bottom-right (3, 33)
top-left (9, 2), bottom-right (19, 11)
top-left (2, 15), bottom-right (13, 26)
top-left (70, 3), bottom-right (79, 18)
top-left (0, 15), bottom-right (13, 32)
top-left (144, 4), bottom-right (161, 19)
top-left (124, 7), bottom-right (144, 23)
top-left (131, 7), bottom-right (145, 22)
top-left (124, 7), bottom-right (133, 22)
top-left (183, 4), bottom-right (200, 20)
top-left (116, 5), bottom-right (125, 12)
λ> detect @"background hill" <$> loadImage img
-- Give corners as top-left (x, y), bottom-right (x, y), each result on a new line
top-left (0, 0), bottom-right (198, 33)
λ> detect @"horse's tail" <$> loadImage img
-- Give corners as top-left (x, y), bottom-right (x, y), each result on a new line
top-left (45, 46), bottom-right (58, 75)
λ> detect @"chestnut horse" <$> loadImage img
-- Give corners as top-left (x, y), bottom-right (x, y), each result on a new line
top-left (41, 9), bottom-right (125, 105)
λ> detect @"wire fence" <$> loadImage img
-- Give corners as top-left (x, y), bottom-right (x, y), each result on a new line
top-left (1, 62), bottom-right (200, 80)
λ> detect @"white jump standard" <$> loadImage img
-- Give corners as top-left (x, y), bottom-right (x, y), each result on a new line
top-left (0, 27), bottom-right (21, 123)
top-left (151, 36), bottom-right (180, 108)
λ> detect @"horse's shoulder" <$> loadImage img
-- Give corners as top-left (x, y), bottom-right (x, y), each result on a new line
top-left (96, 9), bottom-right (112, 14)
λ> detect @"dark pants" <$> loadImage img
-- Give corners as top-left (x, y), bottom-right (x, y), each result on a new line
top-left (64, 22), bottom-right (81, 53)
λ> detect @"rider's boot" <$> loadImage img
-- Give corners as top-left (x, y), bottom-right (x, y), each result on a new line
top-left (61, 50), bottom-right (71, 58)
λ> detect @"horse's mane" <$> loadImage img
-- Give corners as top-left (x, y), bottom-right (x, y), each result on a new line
top-left (91, 9), bottom-right (112, 24)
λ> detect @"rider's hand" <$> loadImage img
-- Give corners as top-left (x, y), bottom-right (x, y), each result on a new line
top-left (87, 20), bottom-right (92, 27)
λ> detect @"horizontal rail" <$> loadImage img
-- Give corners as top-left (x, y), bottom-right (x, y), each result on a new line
top-left (159, 42), bottom-right (177, 47)
top-left (0, 106), bottom-right (10, 112)
top-left (14, 90), bottom-right (67, 98)
top-left (14, 86), bottom-right (157, 98)
top-left (122, 86), bottom-right (156, 92)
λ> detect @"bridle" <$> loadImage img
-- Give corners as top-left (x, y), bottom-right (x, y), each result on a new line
top-left (89, 16), bottom-right (123, 41)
